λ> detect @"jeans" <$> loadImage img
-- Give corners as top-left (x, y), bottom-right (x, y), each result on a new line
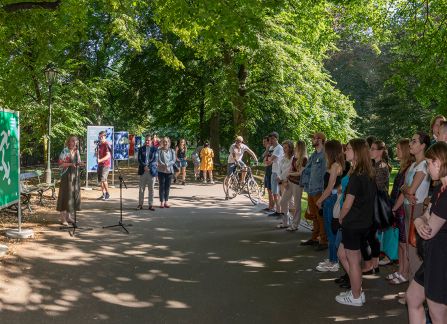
top-left (323, 193), bottom-right (338, 262)
top-left (158, 172), bottom-right (172, 202)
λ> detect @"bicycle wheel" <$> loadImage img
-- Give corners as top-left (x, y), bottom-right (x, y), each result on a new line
top-left (227, 175), bottom-right (239, 199)
top-left (247, 177), bottom-right (261, 205)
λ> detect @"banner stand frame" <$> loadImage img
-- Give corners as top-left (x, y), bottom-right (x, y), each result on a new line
top-left (5, 111), bottom-right (34, 239)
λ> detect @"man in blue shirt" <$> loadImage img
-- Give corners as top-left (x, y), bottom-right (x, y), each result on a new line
top-left (300, 132), bottom-right (328, 250)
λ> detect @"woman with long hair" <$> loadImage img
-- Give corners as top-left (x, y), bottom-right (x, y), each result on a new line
top-left (56, 135), bottom-right (83, 226)
top-left (315, 140), bottom-right (345, 272)
top-left (336, 139), bottom-right (376, 306)
top-left (385, 139), bottom-right (413, 277)
top-left (392, 132), bottom-right (431, 284)
top-left (276, 140), bottom-right (294, 228)
top-left (361, 140), bottom-right (392, 274)
top-left (285, 140), bottom-right (308, 231)
top-left (407, 142), bottom-right (447, 323)
top-left (175, 138), bottom-right (188, 185)
top-left (157, 137), bottom-right (176, 208)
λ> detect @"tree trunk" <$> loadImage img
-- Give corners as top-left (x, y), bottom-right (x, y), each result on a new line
top-left (233, 64), bottom-right (248, 140)
top-left (199, 95), bottom-right (207, 143)
top-left (209, 112), bottom-right (220, 165)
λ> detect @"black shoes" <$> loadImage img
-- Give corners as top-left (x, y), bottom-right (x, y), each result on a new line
top-left (339, 281), bottom-right (351, 289)
top-left (335, 273), bottom-right (349, 284)
top-left (300, 239), bottom-right (319, 246)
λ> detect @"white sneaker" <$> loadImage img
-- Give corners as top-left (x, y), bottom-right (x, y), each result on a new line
top-left (316, 262), bottom-right (339, 272)
top-left (318, 259), bottom-right (330, 266)
top-left (335, 290), bottom-right (364, 306)
top-left (210, 180), bottom-right (215, 184)
top-left (339, 290), bottom-right (366, 303)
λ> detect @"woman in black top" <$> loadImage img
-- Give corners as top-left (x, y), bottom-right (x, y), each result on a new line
top-left (315, 140), bottom-right (344, 272)
top-left (407, 142), bottom-right (447, 323)
top-left (336, 139), bottom-right (376, 307)
top-left (361, 140), bottom-right (391, 274)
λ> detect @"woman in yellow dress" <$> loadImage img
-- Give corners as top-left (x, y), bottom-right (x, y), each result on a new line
top-left (200, 141), bottom-right (214, 184)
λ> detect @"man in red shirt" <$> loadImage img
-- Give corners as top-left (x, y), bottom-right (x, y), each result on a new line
top-left (96, 131), bottom-right (112, 200)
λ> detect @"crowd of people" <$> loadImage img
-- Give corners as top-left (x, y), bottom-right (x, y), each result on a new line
top-left (259, 116), bottom-right (447, 321)
top-left (54, 116), bottom-right (447, 321)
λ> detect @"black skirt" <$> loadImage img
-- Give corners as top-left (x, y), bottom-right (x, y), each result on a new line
top-left (414, 233), bottom-right (447, 305)
top-left (56, 166), bottom-right (81, 213)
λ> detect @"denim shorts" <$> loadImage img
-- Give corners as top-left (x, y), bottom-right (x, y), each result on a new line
top-left (177, 158), bottom-right (188, 168)
top-left (227, 161), bottom-right (246, 175)
top-left (271, 172), bottom-right (280, 194)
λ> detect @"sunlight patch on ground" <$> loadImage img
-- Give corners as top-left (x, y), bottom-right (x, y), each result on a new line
top-left (124, 250), bottom-right (147, 255)
top-left (92, 292), bottom-right (153, 308)
top-left (227, 259), bottom-right (266, 268)
top-left (165, 300), bottom-right (190, 309)
top-left (278, 258), bottom-right (294, 262)
top-left (167, 277), bottom-right (199, 283)
top-left (0, 277), bottom-right (32, 304)
top-left (327, 314), bottom-right (380, 321)
top-left (154, 228), bottom-right (172, 232)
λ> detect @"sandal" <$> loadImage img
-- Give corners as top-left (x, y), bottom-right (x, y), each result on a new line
top-left (276, 224), bottom-right (288, 229)
top-left (389, 273), bottom-right (408, 285)
top-left (385, 272), bottom-right (400, 280)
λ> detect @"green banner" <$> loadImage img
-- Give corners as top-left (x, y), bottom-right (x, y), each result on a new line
top-left (0, 109), bottom-right (19, 209)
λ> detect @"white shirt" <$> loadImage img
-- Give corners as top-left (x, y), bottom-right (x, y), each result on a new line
top-left (278, 156), bottom-right (292, 180)
top-left (404, 160), bottom-right (431, 205)
top-left (271, 144), bottom-right (284, 174)
top-left (228, 143), bottom-right (248, 163)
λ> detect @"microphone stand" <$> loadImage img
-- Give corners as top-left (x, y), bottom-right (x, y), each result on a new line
top-left (103, 160), bottom-right (131, 234)
top-left (60, 147), bottom-right (92, 236)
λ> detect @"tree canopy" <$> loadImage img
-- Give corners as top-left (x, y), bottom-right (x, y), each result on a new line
top-left (0, 0), bottom-right (445, 162)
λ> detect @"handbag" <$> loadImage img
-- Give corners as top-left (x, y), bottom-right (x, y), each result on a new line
top-left (331, 193), bottom-right (342, 234)
top-left (373, 187), bottom-right (394, 230)
top-left (332, 193), bottom-right (342, 219)
top-left (379, 227), bottom-right (399, 260)
top-left (408, 205), bottom-right (417, 247)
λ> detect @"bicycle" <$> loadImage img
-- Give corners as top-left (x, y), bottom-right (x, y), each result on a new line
top-left (223, 164), bottom-right (261, 205)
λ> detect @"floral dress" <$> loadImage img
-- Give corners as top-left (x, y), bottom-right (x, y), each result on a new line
top-left (56, 148), bottom-right (81, 213)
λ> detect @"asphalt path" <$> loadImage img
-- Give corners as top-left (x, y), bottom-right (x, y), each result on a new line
top-left (0, 177), bottom-right (409, 323)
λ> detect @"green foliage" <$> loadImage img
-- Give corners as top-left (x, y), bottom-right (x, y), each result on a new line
top-left (1, 0), bottom-right (444, 165)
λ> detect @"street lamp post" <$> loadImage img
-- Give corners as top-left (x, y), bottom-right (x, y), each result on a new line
top-left (44, 64), bottom-right (58, 184)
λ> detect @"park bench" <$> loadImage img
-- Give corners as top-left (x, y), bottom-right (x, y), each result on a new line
top-left (19, 170), bottom-right (56, 212)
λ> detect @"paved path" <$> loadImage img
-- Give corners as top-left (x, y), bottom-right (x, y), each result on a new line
top-left (0, 177), bottom-right (409, 323)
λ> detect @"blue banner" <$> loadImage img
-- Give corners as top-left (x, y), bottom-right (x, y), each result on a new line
top-left (114, 131), bottom-right (129, 160)
top-left (86, 126), bottom-right (114, 172)
top-left (135, 136), bottom-right (142, 156)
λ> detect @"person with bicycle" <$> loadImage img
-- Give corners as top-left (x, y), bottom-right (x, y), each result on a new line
top-left (226, 136), bottom-right (258, 192)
